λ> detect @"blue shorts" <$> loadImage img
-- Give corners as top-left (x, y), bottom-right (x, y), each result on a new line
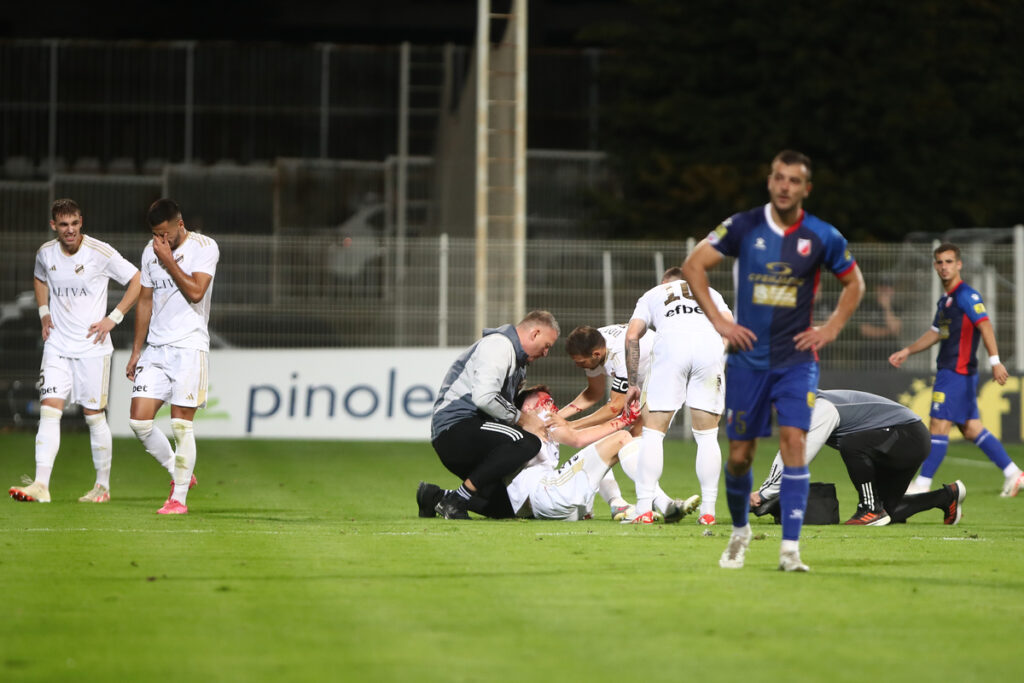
top-left (725, 362), bottom-right (819, 440)
top-left (929, 368), bottom-right (979, 424)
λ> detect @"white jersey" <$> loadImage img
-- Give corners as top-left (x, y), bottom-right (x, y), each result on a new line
top-left (584, 323), bottom-right (657, 393)
top-left (140, 231), bottom-right (219, 351)
top-left (34, 235), bottom-right (139, 358)
top-left (632, 280), bottom-right (730, 414)
top-left (630, 280), bottom-right (730, 340)
top-left (506, 437), bottom-right (560, 515)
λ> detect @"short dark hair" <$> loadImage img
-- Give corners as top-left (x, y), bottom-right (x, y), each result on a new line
top-left (147, 198), bottom-right (182, 227)
top-left (514, 384), bottom-right (551, 409)
top-left (773, 150), bottom-right (812, 180)
top-left (518, 310), bottom-right (560, 335)
top-left (565, 325), bottom-right (605, 357)
top-left (51, 198), bottom-right (82, 220)
top-left (662, 266), bottom-right (684, 282)
top-left (934, 242), bottom-right (961, 260)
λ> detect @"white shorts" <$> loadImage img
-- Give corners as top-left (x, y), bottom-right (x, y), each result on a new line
top-left (528, 445), bottom-right (611, 521)
top-left (38, 351), bottom-right (111, 410)
top-left (645, 341), bottom-right (725, 415)
top-left (132, 345), bottom-right (209, 408)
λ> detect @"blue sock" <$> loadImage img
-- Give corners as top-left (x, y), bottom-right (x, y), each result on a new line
top-left (724, 468), bottom-right (753, 529)
top-left (780, 465), bottom-right (810, 542)
top-left (973, 429), bottom-right (1013, 470)
top-left (920, 435), bottom-right (949, 478)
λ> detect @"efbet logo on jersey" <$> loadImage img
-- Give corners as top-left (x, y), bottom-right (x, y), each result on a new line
top-left (797, 238), bottom-right (812, 257)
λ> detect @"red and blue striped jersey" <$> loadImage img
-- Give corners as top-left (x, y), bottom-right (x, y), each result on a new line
top-left (931, 282), bottom-right (989, 375)
top-left (706, 204), bottom-right (857, 370)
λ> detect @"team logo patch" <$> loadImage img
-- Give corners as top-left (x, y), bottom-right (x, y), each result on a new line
top-left (754, 237), bottom-right (767, 250)
top-left (75, 264), bottom-right (85, 274)
top-left (708, 223), bottom-right (728, 245)
top-left (807, 392), bottom-right (816, 408)
top-left (797, 238), bottom-right (812, 256)
top-left (974, 303), bottom-right (986, 314)
top-left (932, 390), bottom-right (945, 404)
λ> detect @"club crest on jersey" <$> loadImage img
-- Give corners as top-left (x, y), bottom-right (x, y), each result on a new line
top-left (75, 264), bottom-right (85, 274)
top-left (797, 238), bottom-right (812, 256)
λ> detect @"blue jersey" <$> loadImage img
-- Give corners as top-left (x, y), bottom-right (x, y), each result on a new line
top-left (932, 282), bottom-right (989, 375)
top-left (707, 204), bottom-right (857, 370)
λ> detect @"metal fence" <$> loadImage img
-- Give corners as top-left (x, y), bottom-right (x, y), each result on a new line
top-left (4, 231), bottom-right (1022, 422)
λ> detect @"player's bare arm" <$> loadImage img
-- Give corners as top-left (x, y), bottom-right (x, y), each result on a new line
top-left (34, 276), bottom-right (53, 341)
top-left (549, 405), bottom-right (637, 449)
top-left (558, 374), bottom-right (606, 420)
top-left (623, 318), bottom-right (646, 408)
top-left (152, 233), bottom-right (214, 304)
top-left (682, 240), bottom-right (756, 350)
top-left (794, 264), bottom-right (865, 351)
top-left (888, 329), bottom-right (942, 368)
top-left (126, 286), bottom-right (153, 380)
top-left (88, 271), bottom-right (142, 344)
top-left (976, 319), bottom-right (1009, 385)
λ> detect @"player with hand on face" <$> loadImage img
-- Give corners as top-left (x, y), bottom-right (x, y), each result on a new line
top-left (126, 199), bottom-right (219, 515)
top-left (419, 386), bottom-right (698, 522)
top-left (423, 311), bottom-right (560, 520)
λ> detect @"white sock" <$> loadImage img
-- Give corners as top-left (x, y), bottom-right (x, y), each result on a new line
top-left (598, 469), bottom-right (626, 506)
top-left (693, 426), bottom-right (721, 517)
top-left (1003, 463), bottom-right (1023, 479)
top-left (85, 412), bottom-right (112, 490)
top-left (781, 539), bottom-right (800, 554)
top-left (34, 405), bottom-right (62, 487)
top-left (634, 427), bottom-right (665, 515)
top-left (170, 418), bottom-right (196, 505)
top-left (618, 439), bottom-right (670, 511)
top-left (913, 475), bottom-right (932, 490)
top-left (130, 419), bottom-right (174, 474)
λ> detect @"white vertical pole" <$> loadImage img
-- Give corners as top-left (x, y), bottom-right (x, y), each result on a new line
top-left (1015, 225), bottom-right (1024, 373)
top-left (511, 0), bottom-right (528, 322)
top-left (439, 233), bottom-right (449, 347)
top-left (474, 0), bottom-right (490, 335)
top-left (654, 251), bottom-right (664, 282)
top-left (603, 250), bottom-right (613, 325)
top-left (397, 42), bottom-right (410, 345)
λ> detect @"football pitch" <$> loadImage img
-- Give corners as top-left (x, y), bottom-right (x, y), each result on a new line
top-left (2, 433), bottom-right (1022, 682)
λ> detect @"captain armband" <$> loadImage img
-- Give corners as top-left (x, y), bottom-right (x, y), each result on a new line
top-left (107, 308), bottom-right (125, 325)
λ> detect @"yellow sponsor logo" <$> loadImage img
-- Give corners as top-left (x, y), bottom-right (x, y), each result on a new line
top-left (752, 284), bottom-right (797, 308)
top-left (807, 392), bottom-right (816, 408)
top-left (932, 391), bottom-right (945, 404)
top-left (974, 303), bottom-right (986, 314)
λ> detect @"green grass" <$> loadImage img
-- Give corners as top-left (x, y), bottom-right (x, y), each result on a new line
top-left (1, 433), bottom-right (1023, 682)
